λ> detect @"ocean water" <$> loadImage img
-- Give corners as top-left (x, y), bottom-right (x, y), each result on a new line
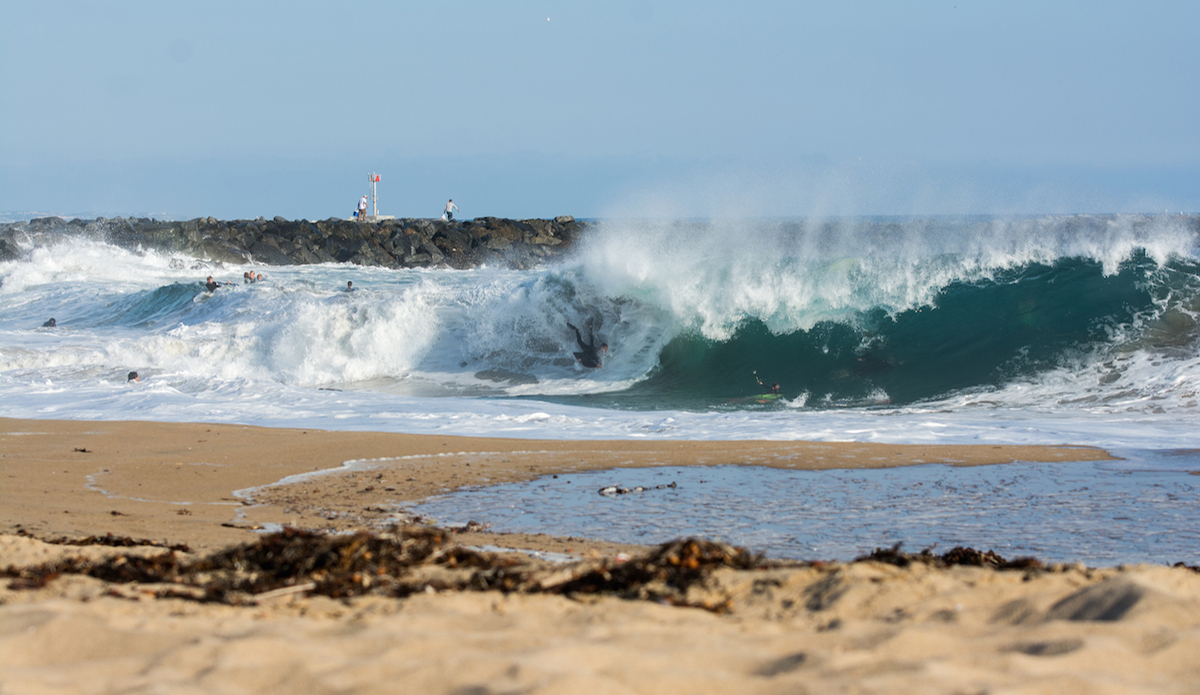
top-left (3, 215), bottom-right (1199, 559)
top-left (2, 214), bottom-right (1197, 447)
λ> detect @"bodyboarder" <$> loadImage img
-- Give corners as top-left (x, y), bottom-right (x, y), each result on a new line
top-left (203, 276), bottom-right (233, 292)
top-left (753, 370), bottom-right (781, 395)
top-left (568, 321), bottom-right (607, 368)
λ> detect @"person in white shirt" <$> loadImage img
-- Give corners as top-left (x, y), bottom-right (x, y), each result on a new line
top-left (358, 195), bottom-right (368, 220)
top-left (442, 199), bottom-right (459, 222)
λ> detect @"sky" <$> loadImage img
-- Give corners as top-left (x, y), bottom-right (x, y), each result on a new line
top-left (1, 0), bottom-right (1198, 220)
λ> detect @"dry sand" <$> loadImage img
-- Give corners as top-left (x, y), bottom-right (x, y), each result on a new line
top-left (3, 417), bottom-right (1198, 694)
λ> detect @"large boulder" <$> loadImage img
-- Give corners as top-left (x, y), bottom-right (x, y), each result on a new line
top-left (0, 235), bottom-right (22, 262)
top-left (418, 238), bottom-right (445, 264)
top-left (433, 225), bottom-right (473, 256)
top-left (197, 238), bottom-right (250, 264)
top-left (343, 239), bottom-right (398, 268)
top-left (249, 239), bottom-right (295, 265)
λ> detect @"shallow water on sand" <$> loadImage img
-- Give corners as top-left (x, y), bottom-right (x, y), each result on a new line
top-left (410, 451), bottom-right (1200, 566)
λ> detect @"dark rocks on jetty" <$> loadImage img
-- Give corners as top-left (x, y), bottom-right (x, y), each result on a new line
top-left (0, 214), bottom-right (587, 269)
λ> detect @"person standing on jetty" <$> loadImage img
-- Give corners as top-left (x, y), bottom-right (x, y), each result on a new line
top-left (442, 199), bottom-right (459, 222)
top-left (358, 195), bottom-right (368, 221)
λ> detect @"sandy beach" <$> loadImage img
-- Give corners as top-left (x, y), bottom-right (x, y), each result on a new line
top-left (3, 417), bottom-right (1199, 693)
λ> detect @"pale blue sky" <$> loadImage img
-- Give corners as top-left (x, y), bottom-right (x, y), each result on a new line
top-left (2, 1), bottom-right (1197, 220)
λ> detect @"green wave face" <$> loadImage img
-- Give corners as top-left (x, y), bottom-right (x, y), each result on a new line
top-left (593, 253), bottom-right (1199, 408)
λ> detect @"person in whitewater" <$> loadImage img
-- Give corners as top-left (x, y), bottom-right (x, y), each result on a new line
top-left (41, 318), bottom-right (56, 328)
top-left (345, 281), bottom-right (354, 292)
top-left (127, 371), bottom-right (139, 382)
top-left (568, 321), bottom-right (607, 368)
top-left (203, 276), bottom-right (233, 292)
top-left (753, 370), bottom-right (782, 396)
top-left (442, 199), bottom-right (459, 222)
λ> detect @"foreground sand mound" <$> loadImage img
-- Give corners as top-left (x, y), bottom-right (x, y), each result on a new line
top-left (3, 530), bottom-right (1199, 694)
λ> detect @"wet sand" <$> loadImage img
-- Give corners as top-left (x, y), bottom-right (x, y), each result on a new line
top-left (0, 417), bottom-right (1114, 554)
top-left (4, 417), bottom-right (1199, 693)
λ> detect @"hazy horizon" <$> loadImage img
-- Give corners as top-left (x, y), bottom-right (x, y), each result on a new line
top-left (3, 1), bottom-right (1197, 221)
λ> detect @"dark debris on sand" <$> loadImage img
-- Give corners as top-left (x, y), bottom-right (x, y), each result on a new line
top-left (4, 527), bottom-right (763, 610)
top-left (14, 526), bottom-right (1184, 610)
top-left (856, 542), bottom-right (1044, 570)
top-left (13, 527), bottom-right (192, 552)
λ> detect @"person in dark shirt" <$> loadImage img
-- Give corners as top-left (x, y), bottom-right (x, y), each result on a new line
top-left (568, 321), bottom-right (607, 368)
top-left (754, 370), bottom-right (781, 395)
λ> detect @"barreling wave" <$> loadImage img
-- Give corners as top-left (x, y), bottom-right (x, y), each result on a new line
top-left (543, 214), bottom-right (1200, 409)
top-left (2, 214), bottom-right (1198, 415)
top-left (599, 253), bottom-right (1198, 407)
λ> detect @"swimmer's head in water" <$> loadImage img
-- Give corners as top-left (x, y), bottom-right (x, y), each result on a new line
top-left (42, 318), bottom-right (56, 327)
top-left (127, 371), bottom-right (139, 382)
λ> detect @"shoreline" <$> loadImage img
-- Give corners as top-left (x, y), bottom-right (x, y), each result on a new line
top-left (1, 417), bottom-right (1114, 554)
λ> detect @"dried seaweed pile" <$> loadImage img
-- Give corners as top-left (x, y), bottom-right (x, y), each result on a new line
top-left (4, 526), bottom-right (763, 609)
top-left (8, 528), bottom-right (1127, 610)
top-left (11, 528), bottom-right (191, 551)
top-left (856, 542), bottom-right (1044, 570)
top-left (191, 526), bottom-right (513, 598)
top-left (543, 538), bottom-right (761, 609)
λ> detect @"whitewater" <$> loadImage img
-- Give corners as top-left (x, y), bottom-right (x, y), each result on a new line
top-left (1, 214), bottom-right (1198, 457)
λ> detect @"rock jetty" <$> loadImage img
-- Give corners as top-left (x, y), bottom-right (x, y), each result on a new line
top-left (0, 215), bottom-right (587, 269)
